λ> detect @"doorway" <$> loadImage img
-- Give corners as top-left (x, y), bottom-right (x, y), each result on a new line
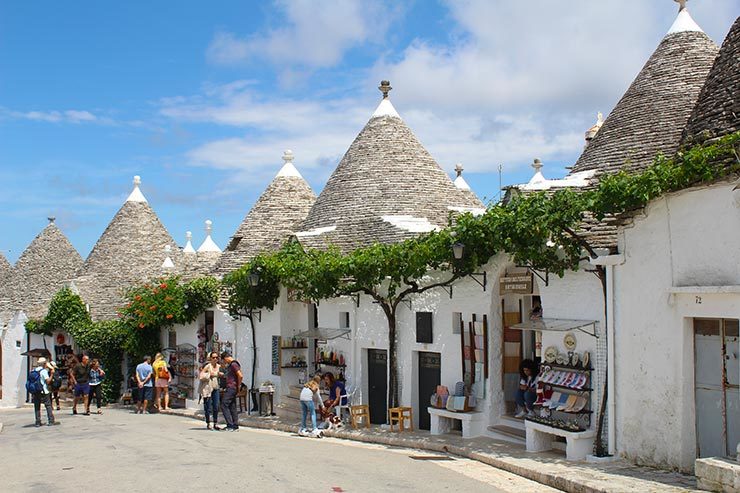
top-left (694, 318), bottom-right (739, 458)
top-left (367, 349), bottom-right (387, 424)
top-left (418, 352), bottom-right (441, 430)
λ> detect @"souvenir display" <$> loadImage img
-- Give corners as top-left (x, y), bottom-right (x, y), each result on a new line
top-left (582, 351), bottom-right (590, 369)
top-left (563, 332), bottom-right (577, 351)
top-left (544, 346), bottom-right (558, 363)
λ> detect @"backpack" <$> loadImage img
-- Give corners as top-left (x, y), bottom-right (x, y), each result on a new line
top-left (51, 371), bottom-right (62, 390)
top-left (26, 370), bottom-right (44, 394)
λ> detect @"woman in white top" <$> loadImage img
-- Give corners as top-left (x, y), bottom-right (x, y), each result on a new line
top-left (198, 352), bottom-right (223, 430)
top-left (299, 380), bottom-right (324, 436)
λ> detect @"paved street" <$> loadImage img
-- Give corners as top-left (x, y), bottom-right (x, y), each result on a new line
top-left (0, 407), bottom-right (557, 493)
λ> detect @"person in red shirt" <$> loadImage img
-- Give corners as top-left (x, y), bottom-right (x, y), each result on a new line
top-left (220, 351), bottom-right (242, 431)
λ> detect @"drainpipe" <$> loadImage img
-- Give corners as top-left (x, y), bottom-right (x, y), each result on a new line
top-left (590, 254), bottom-right (624, 456)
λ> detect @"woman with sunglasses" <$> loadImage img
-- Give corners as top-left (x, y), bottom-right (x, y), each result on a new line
top-left (199, 352), bottom-right (223, 430)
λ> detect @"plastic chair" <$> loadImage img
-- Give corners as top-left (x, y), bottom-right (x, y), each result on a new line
top-left (334, 387), bottom-right (355, 421)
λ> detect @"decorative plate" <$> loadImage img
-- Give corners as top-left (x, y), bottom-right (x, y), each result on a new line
top-left (570, 352), bottom-right (580, 367)
top-left (563, 332), bottom-right (577, 351)
top-left (544, 346), bottom-right (558, 363)
top-left (582, 351), bottom-right (590, 368)
top-left (555, 354), bottom-right (568, 365)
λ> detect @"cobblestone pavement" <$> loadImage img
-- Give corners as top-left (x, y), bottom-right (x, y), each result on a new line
top-left (0, 407), bottom-right (557, 493)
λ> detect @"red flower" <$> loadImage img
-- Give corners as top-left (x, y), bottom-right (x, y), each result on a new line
top-left (166, 314), bottom-right (173, 319)
top-left (138, 323), bottom-right (145, 329)
top-left (150, 305), bottom-right (156, 311)
top-left (135, 295), bottom-right (142, 301)
top-left (160, 283), bottom-right (168, 289)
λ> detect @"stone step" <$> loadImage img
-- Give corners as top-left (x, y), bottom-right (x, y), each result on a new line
top-left (487, 424), bottom-right (526, 444)
top-left (498, 414), bottom-right (526, 431)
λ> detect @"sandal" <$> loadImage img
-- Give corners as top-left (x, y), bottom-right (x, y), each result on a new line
top-left (96, 410), bottom-right (103, 414)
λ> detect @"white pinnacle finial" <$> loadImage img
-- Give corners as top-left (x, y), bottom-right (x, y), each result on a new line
top-left (183, 231), bottom-right (195, 254)
top-left (198, 219), bottom-right (221, 253)
top-left (162, 244), bottom-right (174, 270)
top-left (455, 163), bottom-right (464, 177)
top-left (532, 159), bottom-right (543, 173)
top-left (453, 163), bottom-right (471, 191)
top-left (126, 175), bottom-right (147, 202)
top-left (597, 112), bottom-right (603, 124)
top-left (667, 0), bottom-right (703, 35)
top-left (276, 149), bottom-right (303, 178)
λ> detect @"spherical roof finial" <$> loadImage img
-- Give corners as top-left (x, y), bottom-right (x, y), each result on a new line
top-left (532, 158), bottom-right (543, 173)
top-left (282, 149), bottom-right (294, 164)
top-left (186, 231), bottom-right (192, 240)
top-left (455, 163), bottom-right (464, 177)
top-left (378, 80), bottom-right (392, 99)
top-left (674, 0), bottom-right (687, 12)
top-left (133, 175), bottom-right (141, 186)
top-left (205, 219), bottom-right (213, 234)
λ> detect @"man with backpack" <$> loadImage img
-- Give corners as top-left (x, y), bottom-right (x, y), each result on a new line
top-left (27, 357), bottom-right (56, 427)
top-left (220, 350), bottom-right (242, 431)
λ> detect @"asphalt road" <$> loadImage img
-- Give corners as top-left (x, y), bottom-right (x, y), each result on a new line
top-left (0, 407), bottom-right (556, 493)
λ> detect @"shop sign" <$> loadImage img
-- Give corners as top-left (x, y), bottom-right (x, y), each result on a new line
top-left (500, 273), bottom-right (533, 294)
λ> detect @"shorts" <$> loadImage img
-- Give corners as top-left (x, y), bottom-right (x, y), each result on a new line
top-left (140, 386), bottom-right (153, 401)
top-left (74, 383), bottom-right (90, 397)
top-left (155, 378), bottom-right (169, 388)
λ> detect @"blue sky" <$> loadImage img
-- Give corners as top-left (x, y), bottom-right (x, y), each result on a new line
top-left (1, 0), bottom-right (737, 263)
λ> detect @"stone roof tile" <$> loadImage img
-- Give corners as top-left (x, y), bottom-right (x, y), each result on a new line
top-left (211, 151), bottom-right (316, 276)
top-left (296, 82), bottom-right (484, 252)
top-left (682, 16), bottom-right (740, 143)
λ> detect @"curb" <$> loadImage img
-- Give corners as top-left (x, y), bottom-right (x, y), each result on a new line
top-left (0, 422), bottom-right (3, 434)
top-left (160, 408), bottom-right (613, 493)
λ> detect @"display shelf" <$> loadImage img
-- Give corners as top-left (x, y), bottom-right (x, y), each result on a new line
top-left (545, 382), bottom-right (592, 392)
top-left (281, 346), bottom-right (308, 350)
top-left (281, 365), bottom-right (308, 369)
top-left (543, 363), bottom-right (592, 372)
top-left (315, 362), bottom-right (346, 368)
top-left (525, 415), bottom-right (590, 433)
top-left (534, 405), bottom-right (592, 415)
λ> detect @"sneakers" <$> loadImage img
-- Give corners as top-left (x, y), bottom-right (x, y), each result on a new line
top-left (514, 409), bottom-right (527, 418)
top-left (311, 429), bottom-right (323, 438)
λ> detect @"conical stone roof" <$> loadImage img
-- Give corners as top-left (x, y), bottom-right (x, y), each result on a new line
top-left (0, 252), bottom-right (13, 319)
top-left (75, 176), bottom-right (183, 320)
top-left (297, 81), bottom-right (484, 252)
top-left (212, 150), bottom-right (316, 276)
top-left (570, 9), bottom-right (718, 176)
top-left (8, 219), bottom-right (83, 319)
top-left (682, 16), bottom-right (740, 143)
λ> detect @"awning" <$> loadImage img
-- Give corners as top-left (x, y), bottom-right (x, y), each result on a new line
top-left (21, 348), bottom-right (52, 358)
top-left (510, 318), bottom-right (598, 338)
top-left (295, 327), bottom-right (351, 341)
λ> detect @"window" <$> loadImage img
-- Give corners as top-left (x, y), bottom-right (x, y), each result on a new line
top-left (226, 237), bottom-right (242, 251)
top-left (452, 312), bottom-right (463, 335)
top-left (168, 330), bottom-right (177, 348)
top-left (416, 312), bottom-right (433, 343)
top-left (340, 312), bottom-right (350, 329)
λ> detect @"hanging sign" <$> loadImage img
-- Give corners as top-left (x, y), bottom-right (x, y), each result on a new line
top-left (499, 273), bottom-right (533, 294)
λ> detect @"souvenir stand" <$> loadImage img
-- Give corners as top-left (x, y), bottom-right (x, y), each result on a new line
top-left (168, 343), bottom-right (196, 407)
top-left (510, 318), bottom-right (598, 460)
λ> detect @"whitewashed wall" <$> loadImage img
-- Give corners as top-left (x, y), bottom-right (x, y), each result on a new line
top-left (614, 182), bottom-right (740, 472)
top-left (314, 254), bottom-right (509, 429)
top-left (1, 311), bottom-right (29, 408)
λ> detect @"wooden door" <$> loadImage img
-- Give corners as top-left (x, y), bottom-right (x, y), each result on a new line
top-left (368, 349), bottom-right (387, 424)
top-left (418, 352), bottom-right (441, 430)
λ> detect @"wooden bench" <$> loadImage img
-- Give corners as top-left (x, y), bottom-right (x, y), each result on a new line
top-left (428, 407), bottom-right (486, 438)
top-left (525, 420), bottom-right (596, 461)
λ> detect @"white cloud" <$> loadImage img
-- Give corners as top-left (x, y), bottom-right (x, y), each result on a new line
top-left (166, 1), bottom-right (738, 193)
top-left (3, 108), bottom-right (99, 124)
top-left (206, 0), bottom-right (394, 68)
